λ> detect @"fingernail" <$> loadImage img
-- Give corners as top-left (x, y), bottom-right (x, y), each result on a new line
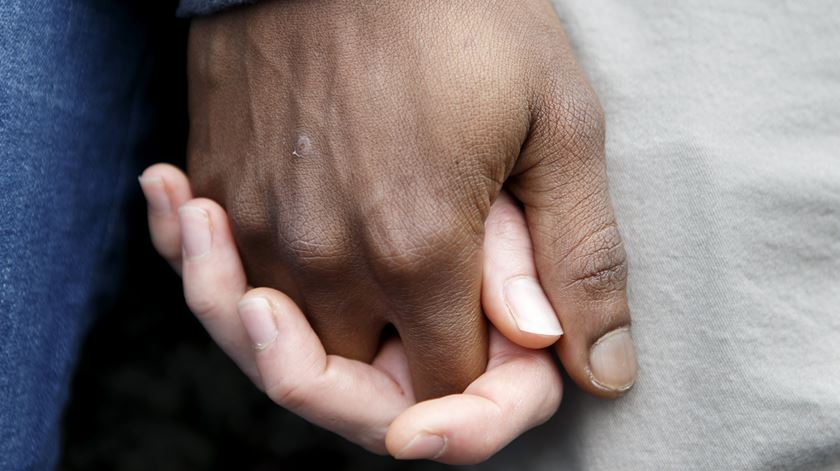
top-left (238, 298), bottom-right (278, 351)
top-left (395, 433), bottom-right (447, 460)
top-left (589, 327), bottom-right (637, 392)
top-left (138, 175), bottom-right (171, 215)
top-left (179, 206), bottom-right (211, 259)
top-left (503, 276), bottom-right (563, 336)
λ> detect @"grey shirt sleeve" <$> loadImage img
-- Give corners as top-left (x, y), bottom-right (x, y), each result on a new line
top-left (176, 0), bottom-right (255, 17)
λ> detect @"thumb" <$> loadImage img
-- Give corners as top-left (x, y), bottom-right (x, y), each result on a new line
top-left (509, 81), bottom-right (637, 398)
top-left (482, 190), bottom-right (563, 349)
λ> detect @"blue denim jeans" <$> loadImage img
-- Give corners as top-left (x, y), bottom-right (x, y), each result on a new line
top-left (0, 1), bottom-right (170, 468)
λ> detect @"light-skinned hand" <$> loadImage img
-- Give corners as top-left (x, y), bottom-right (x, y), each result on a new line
top-left (140, 164), bottom-right (563, 463)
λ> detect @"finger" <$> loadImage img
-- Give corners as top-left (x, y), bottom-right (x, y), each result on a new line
top-left (394, 264), bottom-right (488, 401)
top-left (300, 295), bottom-right (390, 366)
top-left (509, 77), bottom-right (637, 397)
top-left (385, 328), bottom-right (562, 464)
top-left (139, 164), bottom-right (193, 274)
top-left (238, 287), bottom-right (414, 453)
top-left (179, 198), bottom-right (256, 383)
top-left (362, 216), bottom-right (489, 401)
top-left (371, 336), bottom-right (416, 404)
top-left (482, 190), bottom-right (563, 349)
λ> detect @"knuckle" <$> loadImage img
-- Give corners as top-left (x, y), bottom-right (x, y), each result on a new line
top-left (184, 288), bottom-right (222, 321)
top-left (366, 211), bottom-right (475, 281)
top-left (229, 191), bottom-right (355, 276)
top-left (265, 356), bottom-right (329, 411)
top-left (266, 378), bottom-right (309, 411)
top-left (226, 186), bottom-right (273, 249)
top-left (565, 221), bottom-right (628, 296)
top-left (487, 202), bottom-right (528, 245)
top-left (286, 231), bottom-right (354, 275)
top-left (277, 205), bottom-right (354, 275)
top-left (537, 78), bottom-right (606, 166)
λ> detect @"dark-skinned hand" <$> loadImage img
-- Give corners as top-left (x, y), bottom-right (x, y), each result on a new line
top-left (184, 0), bottom-right (636, 400)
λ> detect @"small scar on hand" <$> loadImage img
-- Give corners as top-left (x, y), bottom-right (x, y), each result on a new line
top-left (292, 133), bottom-right (313, 158)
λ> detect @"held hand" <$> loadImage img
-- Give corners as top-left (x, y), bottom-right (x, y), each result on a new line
top-left (140, 164), bottom-right (561, 463)
top-left (186, 0), bottom-right (636, 400)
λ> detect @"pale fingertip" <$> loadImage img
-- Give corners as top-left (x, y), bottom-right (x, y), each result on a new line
top-left (237, 297), bottom-right (278, 351)
top-left (138, 175), bottom-right (171, 215)
top-left (503, 276), bottom-right (563, 336)
top-left (395, 432), bottom-right (448, 460)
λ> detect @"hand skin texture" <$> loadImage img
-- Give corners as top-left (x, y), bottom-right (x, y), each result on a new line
top-left (185, 0), bottom-right (637, 400)
top-left (139, 164), bottom-right (563, 463)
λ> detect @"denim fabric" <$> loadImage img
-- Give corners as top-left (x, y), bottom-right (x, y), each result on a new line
top-left (0, 1), bottom-right (157, 468)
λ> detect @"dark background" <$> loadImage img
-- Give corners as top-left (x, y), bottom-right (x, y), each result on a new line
top-left (56, 4), bottom-right (445, 470)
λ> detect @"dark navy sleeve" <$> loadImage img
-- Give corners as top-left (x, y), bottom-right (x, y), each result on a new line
top-left (177, 0), bottom-right (256, 17)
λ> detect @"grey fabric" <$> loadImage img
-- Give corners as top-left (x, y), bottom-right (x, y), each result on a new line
top-left (176, 0), bottom-right (840, 468)
top-left (176, 0), bottom-right (252, 17)
top-left (474, 1), bottom-right (840, 469)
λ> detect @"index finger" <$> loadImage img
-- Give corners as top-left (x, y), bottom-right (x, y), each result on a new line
top-left (238, 287), bottom-right (416, 453)
top-left (385, 328), bottom-right (562, 464)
